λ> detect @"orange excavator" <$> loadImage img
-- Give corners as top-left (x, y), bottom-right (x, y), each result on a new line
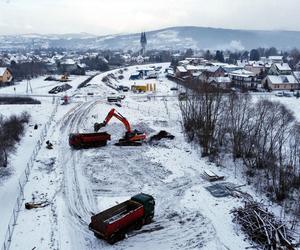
top-left (94, 108), bottom-right (146, 146)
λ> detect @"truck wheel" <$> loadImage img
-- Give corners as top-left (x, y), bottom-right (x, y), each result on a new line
top-left (135, 220), bottom-right (143, 230)
top-left (108, 232), bottom-right (125, 244)
top-left (108, 234), bottom-right (118, 245)
top-left (94, 232), bottom-right (102, 239)
top-left (145, 216), bottom-right (153, 225)
top-left (119, 232), bottom-right (125, 241)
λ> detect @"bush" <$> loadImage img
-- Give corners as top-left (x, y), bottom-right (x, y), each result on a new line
top-left (102, 76), bottom-right (109, 82)
top-left (0, 97), bottom-right (41, 105)
top-left (0, 113), bottom-right (31, 168)
top-left (20, 111), bottom-right (30, 124)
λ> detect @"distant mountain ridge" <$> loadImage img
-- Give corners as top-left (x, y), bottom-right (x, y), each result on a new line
top-left (1, 26), bottom-right (300, 51)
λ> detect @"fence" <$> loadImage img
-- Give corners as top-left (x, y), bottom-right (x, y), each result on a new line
top-left (1, 98), bottom-right (59, 250)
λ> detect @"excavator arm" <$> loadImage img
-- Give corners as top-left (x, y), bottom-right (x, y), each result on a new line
top-left (94, 108), bottom-right (146, 146)
top-left (94, 108), bottom-right (132, 132)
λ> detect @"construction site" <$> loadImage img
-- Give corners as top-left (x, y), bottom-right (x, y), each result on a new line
top-left (0, 63), bottom-right (299, 250)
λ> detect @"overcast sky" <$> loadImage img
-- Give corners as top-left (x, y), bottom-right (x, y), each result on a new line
top-left (0, 0), bottom-right (300, 35)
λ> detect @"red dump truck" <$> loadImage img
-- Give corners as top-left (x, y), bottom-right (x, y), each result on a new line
top-left (69, 132), bottom-right (111, 149)
top-left (89, 193), bottom-right (155, 244)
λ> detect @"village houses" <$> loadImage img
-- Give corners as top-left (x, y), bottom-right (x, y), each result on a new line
top-left (262, 63), bottom-right (299, 90)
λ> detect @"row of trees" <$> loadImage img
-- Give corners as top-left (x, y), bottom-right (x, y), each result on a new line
top-left (180, 83), bottom-right (300, 214)
top-left (0, 112), bottom-right (30, 168)
top-left (10, 60), bottom-right (47, 81)
top-left (80, 56), bottom-right (109, 71)
top-left (202, 47), bottom-right (279, 63)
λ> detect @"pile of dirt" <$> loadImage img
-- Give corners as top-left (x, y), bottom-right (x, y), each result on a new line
top-left (135, 122), bottom-right (156, 135)
top-left (149, 130), bottom-right (175, 143)
top-left (77, 73), bottom-right (99, 89)
top-left (48, 84), bottom-right (72, 94)
top-left (44, 76), bottom-right (58, 81)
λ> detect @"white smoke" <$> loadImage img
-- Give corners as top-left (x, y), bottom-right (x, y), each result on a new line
top-left (229, 40), bottom-right (245, 51)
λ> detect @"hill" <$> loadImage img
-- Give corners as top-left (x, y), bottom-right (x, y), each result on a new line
top-left (1, 26), bottom-right (300, 50)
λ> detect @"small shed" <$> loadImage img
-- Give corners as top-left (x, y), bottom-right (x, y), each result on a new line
top-left (129, 72), bottom-right (142, 80)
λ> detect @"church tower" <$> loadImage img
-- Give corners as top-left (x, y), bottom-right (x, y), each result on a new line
top-left (140, 32), bottom-right (147, 55)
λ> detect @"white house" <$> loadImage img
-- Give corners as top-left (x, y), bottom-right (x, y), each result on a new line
top-left (293, 71), bottom-right (300, 82)
top-left (229, 69), bottom-right (257, 89)
top-left (269, 63), bottom-right (292, 75)
top-left (208, 76), bottom-right (231, 87)
top-left (263, 75), bottom-right (299, 90)
top-left (268, 56), bottom-right (283, 64)
top-left (175, 66), bottom-right (188, 78)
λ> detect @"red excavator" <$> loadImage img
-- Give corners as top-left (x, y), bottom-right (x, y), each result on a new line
top-left (94, 108), bottom-right (146, 146)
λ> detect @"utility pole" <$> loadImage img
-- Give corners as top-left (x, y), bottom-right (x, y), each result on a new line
top-left (26, 78), bottom-right (33, 94)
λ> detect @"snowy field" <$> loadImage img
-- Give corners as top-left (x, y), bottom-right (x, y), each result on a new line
top-left (0, 75), bottom-right (90, 96)
top-left (0, 64), bottom-right (299, 250)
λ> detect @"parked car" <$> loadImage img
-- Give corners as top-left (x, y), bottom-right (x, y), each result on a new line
top-left (117, 85), bottom-right (130, 92)
top-left (293, 91), bottom-right (300, 98)
top-left (122, 86), bottom-right (129, 92)
top-left (283, 92), bottom-right (293, 97)
top-left (275, 92), bottom-right (284, 97)
top-left (48, 84), bottom-right (72, 94)
top-left (107, 96), bottom-right (120, 103)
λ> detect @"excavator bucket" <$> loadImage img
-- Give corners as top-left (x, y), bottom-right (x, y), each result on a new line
top-left (94, 122), bottom-right (106, 132)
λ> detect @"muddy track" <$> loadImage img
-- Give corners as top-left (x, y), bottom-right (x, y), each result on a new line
top-left (58, 99), bottom-right (220, 249)
top-left (80, 109), bottom-right (217, 249)
top-left (58, 101), bottom-right (101, 249)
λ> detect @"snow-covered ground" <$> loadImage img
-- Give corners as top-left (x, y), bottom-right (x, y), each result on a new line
top-left (0, 75), bottom-right (90, 96)
top-left (0, 64), bottom-right (299, 250)
top-left (0, 98), bottom-right (56, 245)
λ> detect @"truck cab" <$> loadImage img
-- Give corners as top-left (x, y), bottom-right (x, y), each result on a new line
top-left (131, 193), bottom-right (155, 223)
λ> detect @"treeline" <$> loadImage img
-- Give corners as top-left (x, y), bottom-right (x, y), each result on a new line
top-left (81, 56), bottom-right (109, 71)
top-left (201, 47), bottom-right (281, 64)
top-left (10, 60), bottom-right (47, 81)
top-left (0, 96), bottom-right (41, 105)
top-left (0, 112), bottom-right (30, 168)
top-left (180, 83), bottom-right (300, 213)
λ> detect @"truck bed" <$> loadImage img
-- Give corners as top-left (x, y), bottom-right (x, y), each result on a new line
top-left (69, 132), bottom-right (111, 148)
top-left (72, 132), bottom-right (110, 138)
top-left (90, 200), bottom-right (144, 238)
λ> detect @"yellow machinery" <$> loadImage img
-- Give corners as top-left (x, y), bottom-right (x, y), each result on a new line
top-left (60, 74), bottom-right (69, 82)
top-left (131, 84), bottom-right (156, 93)
top-left (131, 85), bottom-right (147, 92)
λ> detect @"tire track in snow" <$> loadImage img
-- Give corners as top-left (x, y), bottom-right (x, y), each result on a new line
top-left (57, 101), bottom-right (101, 249)
top-left (80, 100), bottom-right (218, 249)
